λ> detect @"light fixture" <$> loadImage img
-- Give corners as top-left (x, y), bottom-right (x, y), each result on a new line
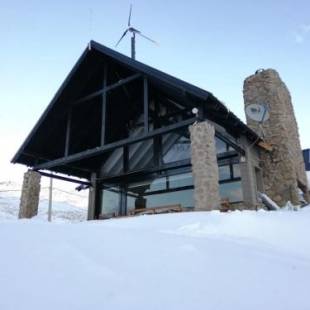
top-left (192, 107), bottom-right (199, 116)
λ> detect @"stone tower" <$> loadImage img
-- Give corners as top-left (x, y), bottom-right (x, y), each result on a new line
top-left (243, 69), bottom-right (308, 206)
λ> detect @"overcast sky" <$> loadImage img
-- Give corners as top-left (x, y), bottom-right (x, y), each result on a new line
top-left (0, 0), bottom-right (309, 183)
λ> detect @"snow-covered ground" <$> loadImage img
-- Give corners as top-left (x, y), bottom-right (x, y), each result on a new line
top-left (0, 208), bottom-right (310, 310)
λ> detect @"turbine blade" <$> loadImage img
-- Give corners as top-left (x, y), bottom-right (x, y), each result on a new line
top-left (115, 29), bottom-right (129, 47)
top-left (138, 32), bottom-right (159, 45)
top-left (128, 4), bottom-right (132, 26)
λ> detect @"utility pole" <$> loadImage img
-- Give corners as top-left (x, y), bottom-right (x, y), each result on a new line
top-left (48, 176), bottom-right (53, 222)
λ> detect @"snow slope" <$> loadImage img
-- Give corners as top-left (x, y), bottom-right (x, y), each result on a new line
top-left (0, 209), bottom-right (310, 310)
top-left (0, 180), bottom-right (87, 222)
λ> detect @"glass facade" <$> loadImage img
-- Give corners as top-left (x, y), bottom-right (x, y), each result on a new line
top-left (162, 133), bottom-right (191, 164)
top-left (101, 187), bottom-right (121, 216)
top-left (128, 139), bottom-right (154, 170)
top-left (126, 172), bottom-right (194, 213)
top-left (219, 181), bottom-right (243, 203)
top-left (218, 163), bottom-right (241, 181)
top-left (99, 136), bottom-right (244, 217)
top-left (218, 162), bottom-right (242, 202)
top-left (215, 136), bottom-right (237, 154)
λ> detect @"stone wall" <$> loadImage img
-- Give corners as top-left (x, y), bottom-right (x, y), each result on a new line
top-left (243, 69), bottom-right (308, 206)
top-left (189, 121), bottom-right (220, 210)
top-left (19, 170), bottom-right (41, 219)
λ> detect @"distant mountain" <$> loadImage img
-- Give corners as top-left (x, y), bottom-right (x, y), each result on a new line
top-left (0, 180), bottom-right (87, 222)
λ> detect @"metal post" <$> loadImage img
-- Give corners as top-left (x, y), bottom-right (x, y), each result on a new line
top-left (131, 33), bottom-right (135, 60)
top-left (101, 64), bottom-right (108, 146)
top-left (143, 76), bottom-right (149, 133)
top-left (48, 176), bottom-right (53, 222)
top-left (64, 107), bottom-right (72, 156)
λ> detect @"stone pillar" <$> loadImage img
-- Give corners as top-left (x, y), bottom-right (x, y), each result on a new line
top-left (189, 121), bottom-right (220, 211)
top-left (243, 69), bottom-right (308, 206)
top-left (19, 170), bottom-right (41, 219)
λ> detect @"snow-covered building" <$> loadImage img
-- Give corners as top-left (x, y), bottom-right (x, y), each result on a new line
top-left (11, 41), bottom-right (308, 219)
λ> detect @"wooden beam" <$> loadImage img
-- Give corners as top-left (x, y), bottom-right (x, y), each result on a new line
top-left (33, 117), bottom-right (198, 171)
top-left (72, 73), bottom-right (141, 106)
top-left (101, 64), bottom-right (108, 145)
top-left (258, 141), bottom-right (273, 152)
top-left (144, 76), bottom-right (149, 134)
top-left (64, 107), bottom-right (72, 156)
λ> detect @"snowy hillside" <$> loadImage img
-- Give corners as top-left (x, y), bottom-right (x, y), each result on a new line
top-left (0, 209), bottom-right (310, 310)
top-left (0, 180), bottom-right (87, 222)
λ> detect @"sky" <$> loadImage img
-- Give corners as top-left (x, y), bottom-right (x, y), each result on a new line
top-left (0, 0), bottom-right (309, 183)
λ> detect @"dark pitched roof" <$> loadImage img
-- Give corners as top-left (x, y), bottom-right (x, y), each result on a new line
top-left (12, 40), bottom-right (260, 170)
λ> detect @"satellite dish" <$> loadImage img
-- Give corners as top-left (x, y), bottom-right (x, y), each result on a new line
top-left (245, 103), bottom-right (269, 123)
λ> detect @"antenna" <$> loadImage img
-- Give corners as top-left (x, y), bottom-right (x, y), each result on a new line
top-left (245, 103), bottom-right (269, 139)
top-left (115, 4), bottom-right (158, 60)
top-left (245, 103), bottom-right (269, 123)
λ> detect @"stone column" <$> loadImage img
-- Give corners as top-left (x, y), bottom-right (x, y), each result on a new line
top-left (243, 69), bottom-right (308, 205)
top-left (19, 170), bottom-right (41, 219)
top-left (189, 121), bottom-right (220, 211)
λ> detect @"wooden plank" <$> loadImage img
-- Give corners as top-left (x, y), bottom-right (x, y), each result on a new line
top-left (129, 204), bottom-right (182, 216)
top-left (258, 141), bottom-right (273, 152)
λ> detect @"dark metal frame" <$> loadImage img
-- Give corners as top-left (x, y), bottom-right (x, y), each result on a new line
top-left (36, 170), bottom-right (90, 186)
top-left (33, 116), bottom-right (198, 171)
top-left (12, 40), bottom-right (261, 170)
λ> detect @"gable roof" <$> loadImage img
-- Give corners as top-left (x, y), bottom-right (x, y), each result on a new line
top-left (12, 40), bottom-right (260, 172)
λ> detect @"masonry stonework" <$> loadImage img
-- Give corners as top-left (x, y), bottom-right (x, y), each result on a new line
top-left (19, 170), bottom-right (41, 219)
top-left (243, 69), bottom-right (308, 206)
top-left (189, 121), bottom-right (220, 210)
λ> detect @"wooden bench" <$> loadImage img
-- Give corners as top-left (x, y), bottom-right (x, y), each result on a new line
top-left (128, 204), bottom-right (183, 216)
top-left (98, 212), bottom-right (117, 220)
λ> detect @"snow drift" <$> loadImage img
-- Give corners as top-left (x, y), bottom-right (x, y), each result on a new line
top-left (0, 209), bottom-right (310, 310)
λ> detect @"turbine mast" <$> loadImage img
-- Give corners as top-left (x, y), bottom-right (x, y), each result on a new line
top-left (115, 4), bottom-right (158, 60)
top-left (131, 33), bottom-right (136, 60)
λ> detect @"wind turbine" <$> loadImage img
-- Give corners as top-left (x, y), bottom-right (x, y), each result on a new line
top-left (115, 4), bottom-right (158, 60)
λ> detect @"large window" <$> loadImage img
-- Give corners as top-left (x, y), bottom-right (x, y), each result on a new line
top-left (101, 187), bottom-right (121, 216)
top-left (126, 171), bottom-right (194, 213)
top-left (218, 163), bottom-right (240, 181)
top-left (219, 181), bottom-right (243, 203)
top-left (162, 130), bottom-right (191, 164)
top-left (215, 137), bottom-right (235, 154)
top-left (218, 162), bottom-right (243, 203)
top-left (128, 139), bottom-right (154, 170)
top-left (101, 148), bottom-right (123, 176)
